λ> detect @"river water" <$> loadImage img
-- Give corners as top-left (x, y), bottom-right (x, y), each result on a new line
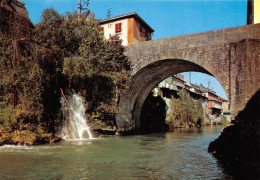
top-left (0, 126), bottom-right (232, 179)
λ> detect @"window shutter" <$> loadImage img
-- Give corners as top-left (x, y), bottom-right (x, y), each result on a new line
top-left (115, 24), bottom-right (118, 33)
top-left (118, 23), bottom-right (121, 32)
top-left (115, 23), bottom-right (122, 33)
top-left (99, 27), bottom-right (104, 32)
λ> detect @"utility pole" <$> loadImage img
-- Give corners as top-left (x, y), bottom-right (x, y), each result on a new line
top-left (78, 0), bottom-right (90, 18)
top-left (78, 0), bottom-right (81, 17)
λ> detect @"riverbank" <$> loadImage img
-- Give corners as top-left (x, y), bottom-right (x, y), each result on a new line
top-left (91, 119), bottom-right (230, 138)
top-left (208, 90), bottom-right (260, 179)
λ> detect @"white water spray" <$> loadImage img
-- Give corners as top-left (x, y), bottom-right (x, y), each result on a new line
top-left (58, 93), bottom-right (93, 140)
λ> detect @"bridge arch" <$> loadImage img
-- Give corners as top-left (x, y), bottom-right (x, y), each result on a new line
top-left (117, 58), bottom-right (226, 132)
top-left (116, 24), bottom-right (259, 133)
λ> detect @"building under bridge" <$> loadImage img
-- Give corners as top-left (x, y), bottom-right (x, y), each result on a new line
top-left (154, 75), bottom-right (230, 123)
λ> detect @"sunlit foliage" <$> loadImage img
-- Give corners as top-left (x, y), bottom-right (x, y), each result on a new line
top-left (166, 91), bottom-right (204, 129)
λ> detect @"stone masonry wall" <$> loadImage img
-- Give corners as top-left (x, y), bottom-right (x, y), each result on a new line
top-left (230, 39), bottom-right (260, 117)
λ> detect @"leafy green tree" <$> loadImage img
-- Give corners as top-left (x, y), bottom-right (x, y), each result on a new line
top-left (34, 9), bottom-right (131, 108)
top-left (166, 90), bottom-right (204, 129)
top-left (60, 12), bottom-right (131, 125)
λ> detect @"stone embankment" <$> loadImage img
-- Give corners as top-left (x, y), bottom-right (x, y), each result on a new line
top-left (208, 90), bottom-right (260, 179)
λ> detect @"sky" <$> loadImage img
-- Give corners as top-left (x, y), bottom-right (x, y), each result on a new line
top-left (22, 0), bottom-right (248, 100)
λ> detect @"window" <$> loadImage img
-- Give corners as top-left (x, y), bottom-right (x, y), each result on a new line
top-left (99, 27), bottom-right (104, 32)
top-left (143, 29), bottom-right (146, 39)
top-left (140, 26), bottom-right (143, 37)
top-left (115, 23), bottom-right (122, 33)
top-left (145, 32), bottom-right (151, 41)
top-left (148, 32), bottom-right (151, 40)
top-left (136, 22), bottom-right (140, 31)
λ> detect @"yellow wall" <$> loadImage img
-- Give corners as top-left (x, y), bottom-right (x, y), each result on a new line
top-left (127, 18), bottom-right (134, 45)
top-left (254, 0), bottom-right (260, 23)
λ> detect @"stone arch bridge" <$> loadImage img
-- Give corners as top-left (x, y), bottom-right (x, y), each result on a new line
top-left (116, 23), bottom-right (260, 133)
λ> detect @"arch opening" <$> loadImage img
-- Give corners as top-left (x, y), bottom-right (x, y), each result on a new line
top-left (139, 72), bottom-right (230, 133)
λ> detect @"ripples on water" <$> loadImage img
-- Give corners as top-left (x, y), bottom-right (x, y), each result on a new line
top-left (0, 126), bottom-right (232, 179)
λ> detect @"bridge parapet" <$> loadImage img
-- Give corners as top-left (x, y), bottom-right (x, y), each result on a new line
top-left (126, 24), bottom-right (260, 74)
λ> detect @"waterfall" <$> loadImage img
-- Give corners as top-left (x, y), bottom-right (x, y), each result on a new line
top-left (58, 93), bottom-right (93, 140)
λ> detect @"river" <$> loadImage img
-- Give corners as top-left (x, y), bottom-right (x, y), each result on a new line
top-left (0, 126), bottom-right (232, 179)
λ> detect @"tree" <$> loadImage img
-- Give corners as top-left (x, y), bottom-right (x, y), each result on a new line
top-left (166, 90), bottom-right (204, 129)
top-left (35, 9), bottom-right (131, 128)
top-left (60, 13), bottom-right (131, 125)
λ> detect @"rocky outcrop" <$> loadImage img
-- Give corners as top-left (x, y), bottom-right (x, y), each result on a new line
top-left (208, 90), bottom-right (260, 179)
